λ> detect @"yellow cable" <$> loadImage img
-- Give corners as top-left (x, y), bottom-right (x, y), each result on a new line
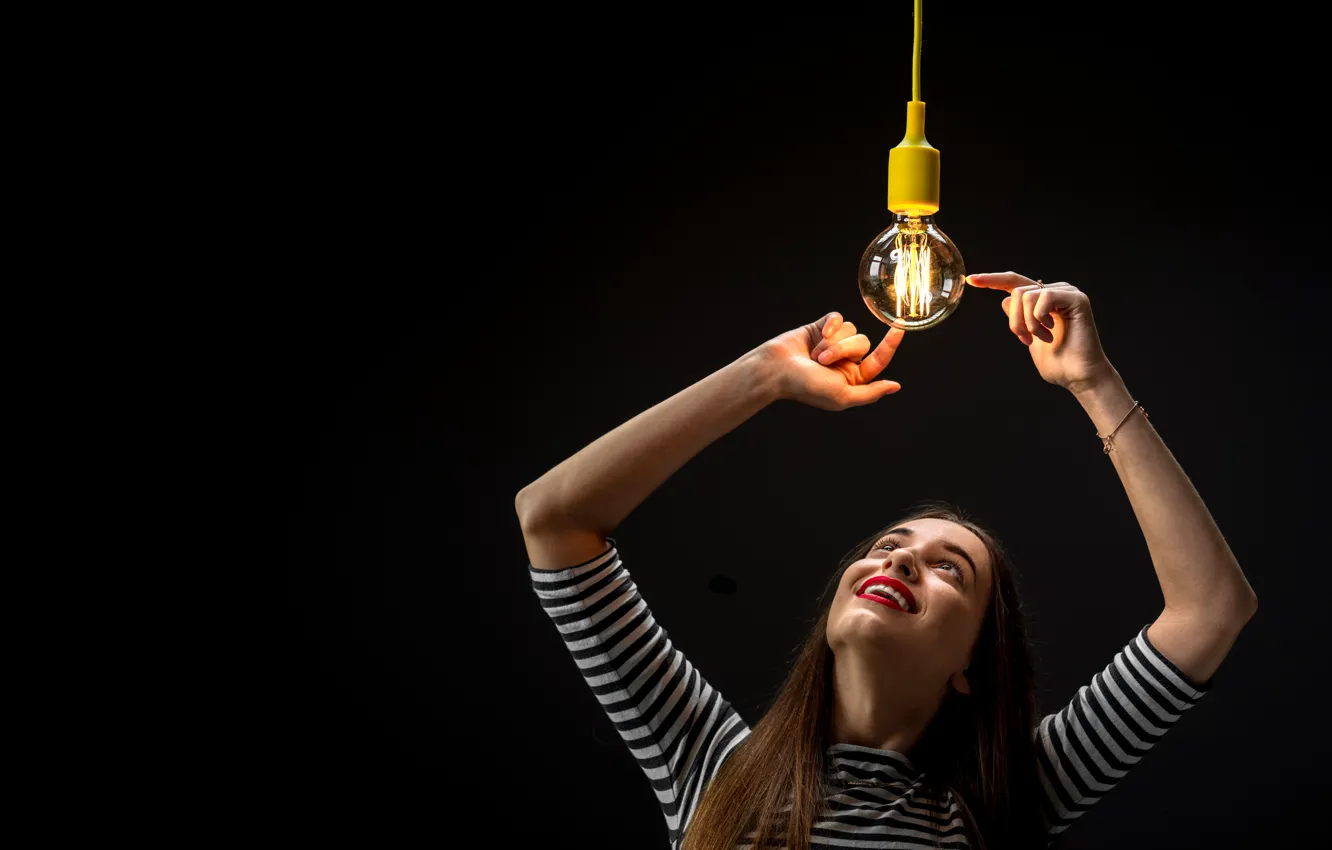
top-left (912, 0), bottom-right (922, 102)
top-left (888, 0), bottom-right (938, 214)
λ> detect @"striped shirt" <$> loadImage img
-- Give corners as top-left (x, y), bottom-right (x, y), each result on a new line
top-left (531, 542), bottom-right (1211, 848)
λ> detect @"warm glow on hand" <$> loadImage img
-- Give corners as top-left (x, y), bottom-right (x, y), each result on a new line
top-left (759, 312), bottom-right (906, 411)
top-left (967, 272), bottom-right (1116, 393)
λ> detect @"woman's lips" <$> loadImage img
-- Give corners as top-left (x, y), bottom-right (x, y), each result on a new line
top-left (856, 592), bottom-right (910, 613)
top-left (855, 576), bottom-right (917, 613)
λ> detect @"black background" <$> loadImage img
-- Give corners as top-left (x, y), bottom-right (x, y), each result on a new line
top-left (261, 4), bottom-right (1328, 846)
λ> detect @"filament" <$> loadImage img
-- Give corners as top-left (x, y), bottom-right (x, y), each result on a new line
top-left (892, 229), bottom-right (933, 318)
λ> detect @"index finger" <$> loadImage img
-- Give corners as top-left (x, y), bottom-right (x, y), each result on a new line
top-left (859, 326), bottom-right (905, 380)
top-left (966, 272), bottom-right (1040, 293)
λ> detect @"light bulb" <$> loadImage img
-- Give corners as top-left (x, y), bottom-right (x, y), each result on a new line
top-left (857, 213), bottom-right (965, 331)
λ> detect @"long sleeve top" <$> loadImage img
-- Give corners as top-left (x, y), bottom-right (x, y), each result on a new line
top-left (531, 542), bottom-right (1211, 848)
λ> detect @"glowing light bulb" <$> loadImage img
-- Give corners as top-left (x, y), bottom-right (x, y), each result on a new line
top-left (858, 1), bottom-right (962, 330)
top-left (857, 213), bottom-right (965, 331)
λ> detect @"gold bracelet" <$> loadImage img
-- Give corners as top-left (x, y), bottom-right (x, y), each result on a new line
top-left (1098, 400), bottom-right (1146, 454)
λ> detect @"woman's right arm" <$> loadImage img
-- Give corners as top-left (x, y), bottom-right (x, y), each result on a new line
top-left (518, 312), bottom-right (904, 843)
top-left (516, 312), bottom-right (905, 568)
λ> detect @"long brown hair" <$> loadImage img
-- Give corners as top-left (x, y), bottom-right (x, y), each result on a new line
top-left (681, 503), bottom-right (1043, 850)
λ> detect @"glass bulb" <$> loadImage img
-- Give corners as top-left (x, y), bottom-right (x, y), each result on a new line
top-left (858, 213), bottom-right (965, 331)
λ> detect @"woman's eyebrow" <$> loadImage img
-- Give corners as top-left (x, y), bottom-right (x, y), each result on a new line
top-left (876, 527), bottom-right (914, 544)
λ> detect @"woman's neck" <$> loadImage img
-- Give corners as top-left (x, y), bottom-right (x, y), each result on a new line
top-left (828, 648), bottom-right (943, 754)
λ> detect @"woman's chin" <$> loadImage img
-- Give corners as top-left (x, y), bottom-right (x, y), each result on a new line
top-left (836, 609), bottom-right (907, 643)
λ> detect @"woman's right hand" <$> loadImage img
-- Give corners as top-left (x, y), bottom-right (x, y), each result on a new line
top-left (758, 312), bottom-right (905, 410)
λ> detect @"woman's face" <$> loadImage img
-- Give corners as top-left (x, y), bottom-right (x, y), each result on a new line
top-left (826, 518), bottom-right (994, 694)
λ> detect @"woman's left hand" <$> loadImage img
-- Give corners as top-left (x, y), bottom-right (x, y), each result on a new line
top-left (967, 272), bottom-right (1116, 394)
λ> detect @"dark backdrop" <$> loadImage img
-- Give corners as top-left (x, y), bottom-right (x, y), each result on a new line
top-left (261, 4), bottom-right (1328, 846)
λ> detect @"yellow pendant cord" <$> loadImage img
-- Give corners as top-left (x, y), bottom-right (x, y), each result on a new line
top-left (887, 0), bottom-right (940, 214)
top-left (912, 0), bottom-right (922, 102)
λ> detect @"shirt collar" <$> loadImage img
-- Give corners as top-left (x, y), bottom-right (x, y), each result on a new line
top-left (825, 743), bottom-right (922, 787)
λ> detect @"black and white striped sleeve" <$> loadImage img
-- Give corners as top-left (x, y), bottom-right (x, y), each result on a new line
top-left (530, 541), bottom-right (752, 846)
top-left (1034, 624), bottom-right (1212, 841)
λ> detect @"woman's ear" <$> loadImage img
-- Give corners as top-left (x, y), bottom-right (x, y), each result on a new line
top-left (949, 667), bottom-right (971, 697)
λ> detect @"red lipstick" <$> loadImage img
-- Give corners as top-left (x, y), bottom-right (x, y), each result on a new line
top-left (856, 576), bottom-right (917, 614)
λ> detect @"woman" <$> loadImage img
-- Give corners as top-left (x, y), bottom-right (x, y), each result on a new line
top-left (516, 273), bottom-right (1257, 849)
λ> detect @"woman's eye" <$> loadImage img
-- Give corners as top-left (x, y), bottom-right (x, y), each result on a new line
top-left (935, 562), bottom-right (964, 582)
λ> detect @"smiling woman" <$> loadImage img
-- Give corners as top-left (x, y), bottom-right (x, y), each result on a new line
top-left (517, 288), bottom-right (1255, 849)
top-left (829, 518), bottom-right (992, 725)
top-left (717, 506), bottom-right (1050, 848)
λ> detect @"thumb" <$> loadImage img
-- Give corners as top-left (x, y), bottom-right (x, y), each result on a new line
top-left (842, 380), bottom-right (902, 407)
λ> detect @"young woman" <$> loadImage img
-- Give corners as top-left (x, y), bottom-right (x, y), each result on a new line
top-left (516, 272), bottom-right (1256, 849)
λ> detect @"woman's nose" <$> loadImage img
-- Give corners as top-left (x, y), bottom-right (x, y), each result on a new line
top-left (890, 552), bottom-right (919, 582)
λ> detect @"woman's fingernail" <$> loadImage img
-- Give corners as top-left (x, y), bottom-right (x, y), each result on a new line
top-left (818, 351), bottom-right (832, 363)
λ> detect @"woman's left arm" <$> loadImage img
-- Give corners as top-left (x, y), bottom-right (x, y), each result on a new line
top-left (970, 273), bottom-right (1257, 684)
